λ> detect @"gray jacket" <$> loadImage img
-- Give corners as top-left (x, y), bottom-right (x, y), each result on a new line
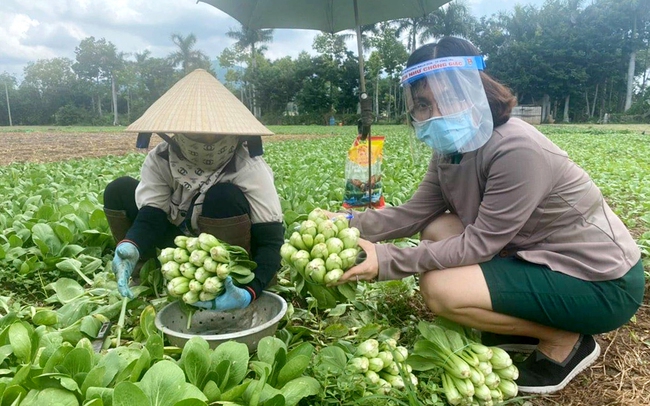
top-left (351, 118), bottom-right (640, 282)
top-left (135, 142), bottom-right (283, 232)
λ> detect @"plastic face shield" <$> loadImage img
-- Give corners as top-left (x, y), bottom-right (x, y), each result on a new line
top-left (400, 56), bottom-right (494, 153)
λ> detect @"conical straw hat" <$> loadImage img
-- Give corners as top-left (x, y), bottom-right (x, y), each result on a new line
top-left (126, 69), bottom-right (273, 136)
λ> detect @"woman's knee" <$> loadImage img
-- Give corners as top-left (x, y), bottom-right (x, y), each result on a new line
top-left (419, 271), bottom-right (452, 314)
top-left (421, 213), bottom-right (464, 242)
top-left (419, 266), bottom-right (491, 315)
top-left (104, 176), bottom-right (138, 210)
top-left (202, 183), bottom-right (251, 218)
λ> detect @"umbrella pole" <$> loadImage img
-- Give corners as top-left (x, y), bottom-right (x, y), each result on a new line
top-left (354, 0), bottom-right (373, 210)
top-left (354, 1), bottom-right (366, 96)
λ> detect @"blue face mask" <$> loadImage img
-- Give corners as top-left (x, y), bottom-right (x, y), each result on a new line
top-left (412, 108), bottom-right (479, 154)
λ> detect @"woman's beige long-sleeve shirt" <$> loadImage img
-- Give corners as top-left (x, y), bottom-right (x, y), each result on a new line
top-left (351, 118), bottom-right (640, 281)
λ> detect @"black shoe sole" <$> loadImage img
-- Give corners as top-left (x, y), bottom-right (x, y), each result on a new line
top-left (517, 341), bottom-right (601, 394)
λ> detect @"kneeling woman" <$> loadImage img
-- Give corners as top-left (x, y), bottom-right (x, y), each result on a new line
top-left (104, 69), bottom-right (284, 312)
top-left (332, 37), bottom-right (644, 394)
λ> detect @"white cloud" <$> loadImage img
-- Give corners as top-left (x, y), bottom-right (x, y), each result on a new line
top-left (0, 12), bottom-right (56, 63)
top-left (10, 13), bottom-right (38, 34)
top-left (265, 30), bottom-right (320, 60)
top-left (0, 0), bottom-right (546, 80)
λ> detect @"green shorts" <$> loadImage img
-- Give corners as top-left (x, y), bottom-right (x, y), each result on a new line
top-left (480, 257), bottom-right (645, 335)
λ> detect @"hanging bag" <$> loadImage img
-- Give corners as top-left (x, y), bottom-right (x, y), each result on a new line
top-left (343, 135), bottom-right (385, 209)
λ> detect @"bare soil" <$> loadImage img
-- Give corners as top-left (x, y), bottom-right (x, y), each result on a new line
top-left (1, 130), bottom-right (648, 406)
top-left (0, 131), bottom-right (312, 166)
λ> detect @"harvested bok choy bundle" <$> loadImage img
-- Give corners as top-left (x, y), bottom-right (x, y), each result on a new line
top-left (281, 208), bottom-right (362, 308)
top-left (407, 321), bottom-right (519, 405)
top-left (159, 233), bottom-right (255, 305)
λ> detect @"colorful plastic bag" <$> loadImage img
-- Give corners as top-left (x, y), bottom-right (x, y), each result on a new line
top-left (343, 135), bottom-right (385, 209)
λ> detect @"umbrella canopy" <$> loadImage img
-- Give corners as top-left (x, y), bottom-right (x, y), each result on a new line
top-left (199, 0), bottom-right (451, 33)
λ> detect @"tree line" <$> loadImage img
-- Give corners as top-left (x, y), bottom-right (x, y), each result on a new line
top-left (0, 0), bottom-right (648, 127)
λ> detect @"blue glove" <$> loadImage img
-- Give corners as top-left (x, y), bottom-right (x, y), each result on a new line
top-left (112, 242), bottom-right (139, 299)
top-left (194, 276), bottom-right (252, 311)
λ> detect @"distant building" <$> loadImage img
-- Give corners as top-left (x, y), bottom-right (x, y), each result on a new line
top-left (284, 102), bottom-right (298, 116)
top-left (511, 105), bottom-right (542, 125)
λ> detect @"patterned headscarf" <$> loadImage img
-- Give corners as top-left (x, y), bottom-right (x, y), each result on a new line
top-left (169, 134), bottom-right (239, 191)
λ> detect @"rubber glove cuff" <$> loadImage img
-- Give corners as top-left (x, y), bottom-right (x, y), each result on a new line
top-left (193, 276), bottom-right (252, 311)
top-left (112, 241), bottom-right (139, 299)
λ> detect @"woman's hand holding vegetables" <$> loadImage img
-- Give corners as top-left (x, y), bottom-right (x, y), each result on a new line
top-left (336, 238), bottom-right (378, 283)
top-left (112, 242), bottom-right (139, 299)
top-left (193, 276), bottom-right (252, 311)
top-left (322, 209), bottom-right (341, 219)
top-left (323, 209), bottom-right (355, 221)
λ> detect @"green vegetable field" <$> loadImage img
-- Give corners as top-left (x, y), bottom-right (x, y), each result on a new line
top-left (0, 124), bottom-right (647, 405)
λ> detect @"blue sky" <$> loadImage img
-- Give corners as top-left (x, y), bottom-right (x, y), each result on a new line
top-left (0, 0), bottom-right (545, 80)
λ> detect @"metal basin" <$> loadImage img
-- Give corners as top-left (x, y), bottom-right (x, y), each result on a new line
top-left (154, 291), bottom-right (287, 352)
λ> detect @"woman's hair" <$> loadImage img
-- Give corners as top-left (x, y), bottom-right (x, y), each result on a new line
top-left (406, 37), bottom-right (517, 127)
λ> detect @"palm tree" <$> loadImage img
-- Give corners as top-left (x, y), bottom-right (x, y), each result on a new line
top-left (134, 50), bottom-right (151, 65)
top-left (226, 26), bottom-right (274, 71)
top-left (395, 17), bottom-right (429, 52)
top-left (358, 23), bottom-right (381, 52)
top-left (226, 26), bottom-right (274, 116)
top-left (169, 33), bottom-right (211, 75)
top-left (420, 0), bottom-right (475, 44)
